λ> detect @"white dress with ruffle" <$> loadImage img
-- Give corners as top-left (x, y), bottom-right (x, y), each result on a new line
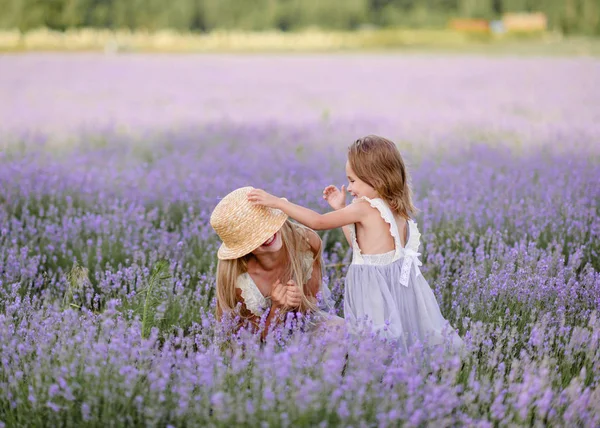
top-left (345, 197), bottom-right (463, 350)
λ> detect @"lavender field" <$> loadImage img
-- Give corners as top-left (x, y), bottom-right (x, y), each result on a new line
top-left (1, 54), bottom-right (600, 426)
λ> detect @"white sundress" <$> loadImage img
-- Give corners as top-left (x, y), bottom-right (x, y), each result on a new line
top-left (345, 196), bottom-right (463, 351)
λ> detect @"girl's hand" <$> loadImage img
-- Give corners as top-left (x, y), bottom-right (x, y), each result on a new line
top-left (284, 280), bottom-right (302, 308)
top-left (270, 280), bottom-right (287, 309)
top-left (248, 189), bottom-right (281, 208)
top-left (323, 185), bottom-right (346, 210)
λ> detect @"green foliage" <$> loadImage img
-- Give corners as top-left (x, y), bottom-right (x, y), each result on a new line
top-left (64, 262), bottom-right (92, 309)
top-left (137, 259), bottom-right (171, 338)
top-left (0, 0), bottom-right (599, 35)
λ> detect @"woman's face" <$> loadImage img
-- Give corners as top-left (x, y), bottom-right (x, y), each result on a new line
top-left (251, 227), bottom-right (284, 255)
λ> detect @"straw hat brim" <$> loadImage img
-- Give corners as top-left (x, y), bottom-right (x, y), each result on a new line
top-left (217, 212), bottom-right (287, 260)
top-left (211, 186), bottom-right (290, 260)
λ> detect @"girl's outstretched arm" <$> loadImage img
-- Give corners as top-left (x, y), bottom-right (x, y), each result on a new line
top-left (247, 189), bottom-right (367, 231)
top-left (323, 184), bottom-right (352, 246)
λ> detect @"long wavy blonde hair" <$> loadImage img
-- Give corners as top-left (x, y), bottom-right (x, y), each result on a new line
top-left (216, 220), bottom-right (321, 324)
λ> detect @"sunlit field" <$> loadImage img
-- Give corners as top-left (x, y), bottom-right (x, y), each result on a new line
top-left (2, 28), bottom-right (600, 56)
top-left (1, 54), bottom-right (599, 426)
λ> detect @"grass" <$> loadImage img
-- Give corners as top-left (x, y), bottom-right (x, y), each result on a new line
top-left (1, 27), bottom-right (599, 56)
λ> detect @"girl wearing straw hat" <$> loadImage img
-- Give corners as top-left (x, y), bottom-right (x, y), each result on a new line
top-left (210, 186), bottom-right (341, 338)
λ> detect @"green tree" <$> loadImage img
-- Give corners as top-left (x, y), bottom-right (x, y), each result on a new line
top-left (8, 0), bottom-right (47, 32)
top-left (203, 0), bottom-right (279, 31)
top-left (0, 0), bottom-right (598, 36)
top-left (581, 0), bottom-right (600, 35)
top-left (458, 0), bottom-right (494, 18)
top-left (110, 0), bottom-right (135, 29)
top-left (289, 0), bottom-right (369, 29)
top-left (61, 0), bottom-right (90, 28)
top-left (561, 0), bottom-right (579, 34)
top-left (539, 0), bottom-right (566, 32)
top-left (85, 0), bottom-right (111, 27)
top-left (502, 0), bottom-right (528, 12)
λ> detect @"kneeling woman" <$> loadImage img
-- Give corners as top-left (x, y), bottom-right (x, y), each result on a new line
top-left (210, 187), bottom-right (342, 338)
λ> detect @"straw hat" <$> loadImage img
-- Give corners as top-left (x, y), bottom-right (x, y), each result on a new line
top-left (210, 186), bottom-right (288, 260)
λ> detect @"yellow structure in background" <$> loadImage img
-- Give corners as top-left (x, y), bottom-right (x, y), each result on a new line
top-left (449, 12), bottom-right (548, 35)
top-left (448, 19), bottom-right (490, 33)
top-left (502, 13), bottom-right (547, 33)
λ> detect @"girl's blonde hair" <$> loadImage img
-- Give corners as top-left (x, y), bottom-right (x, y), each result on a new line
top-left (215, 220), bottom-right (320, 326)
top-left (348, 135), bottom-right (416, 219)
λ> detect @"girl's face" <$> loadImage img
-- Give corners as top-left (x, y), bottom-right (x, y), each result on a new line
top-left (251, 227), bottom-right (284, 256)
top-left (346, 161), bottom-right (378, 200)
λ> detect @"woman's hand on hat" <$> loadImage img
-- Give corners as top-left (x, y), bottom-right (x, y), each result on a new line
top-left (323, 185), bottom-right (347, 210)
top-left (270, 279), bottom-right (287, 309)
top-left (285, 280), bottom-right (302, 308)
top-left (247, 189), bottom-right (280, 208)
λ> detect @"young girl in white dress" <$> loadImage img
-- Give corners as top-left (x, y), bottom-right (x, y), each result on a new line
top-left (248, 135), bottom-right (463, 351)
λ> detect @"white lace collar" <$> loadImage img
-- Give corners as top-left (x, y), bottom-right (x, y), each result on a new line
top-left (235, 251), bottom-right (315, 317)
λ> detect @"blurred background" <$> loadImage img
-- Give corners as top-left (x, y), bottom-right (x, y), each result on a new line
top-left (0, 0), bottom-right (599, 53)
top-left (1, 0), bottom-right (599, 143)
top-left (1, 5), bottom-right (599, 425)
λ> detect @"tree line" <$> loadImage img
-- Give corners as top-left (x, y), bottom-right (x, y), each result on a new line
top-left (0, 0), bottom-right (598, 35)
